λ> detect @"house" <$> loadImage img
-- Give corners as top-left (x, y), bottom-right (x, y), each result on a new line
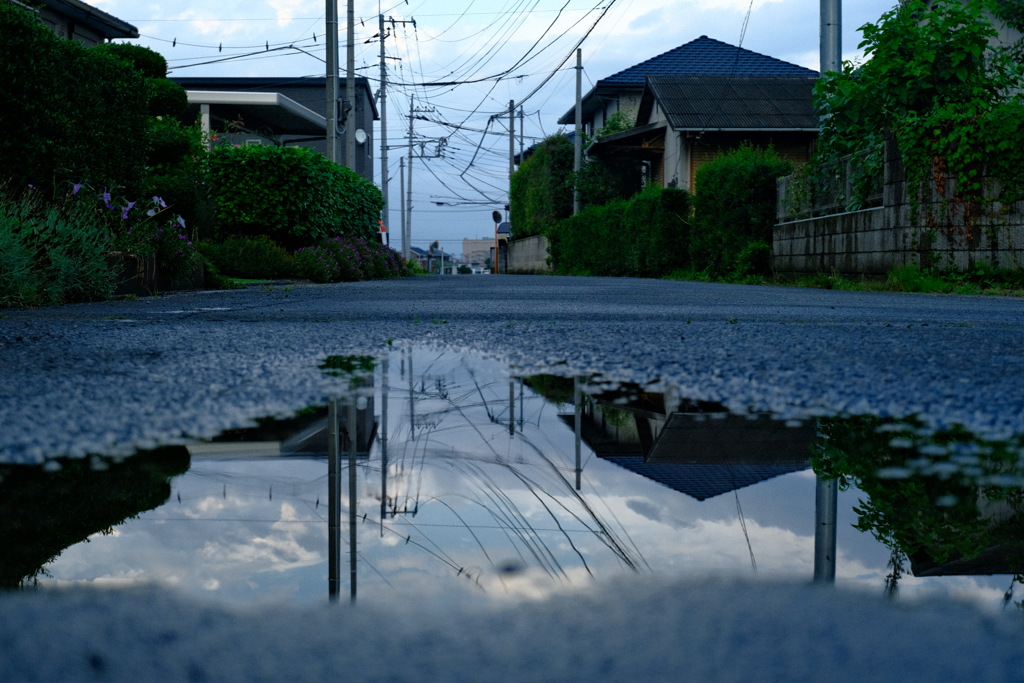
top-left (31, 0), bottom-right (138, 45)
top-left (558, 35), bottom-right (817, 139)
top-left (588, 73), bottom-right (820, 191)
top-left (171, 76), bottom-right (378, 182)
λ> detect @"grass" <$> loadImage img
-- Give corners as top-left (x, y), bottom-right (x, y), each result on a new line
top-left (667, 264), bottom-right (1024, 297)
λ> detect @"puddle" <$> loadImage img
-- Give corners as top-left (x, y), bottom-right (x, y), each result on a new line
top-left (4, 347), bottom-right (1023, 611)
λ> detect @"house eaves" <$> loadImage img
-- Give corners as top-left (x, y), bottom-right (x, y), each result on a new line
top-left (35, 0), bottom-right (139, 39)
top-left (185, 91), bottom-right (326, 136)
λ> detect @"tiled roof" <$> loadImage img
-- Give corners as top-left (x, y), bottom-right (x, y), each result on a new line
top-left (644, 74), bottom-right (820, 131)
top-left (600, 35), bottom-right (817, 86)
top-left (601, 456), bottom-right (808, 501)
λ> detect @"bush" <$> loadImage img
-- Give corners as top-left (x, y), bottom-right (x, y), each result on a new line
top-left (547, 187), bottom-right (690, 277)
top-left (198, 236), bottom-right (297, 279)
top-left (0, 4), bottom-right (149, 198)
top-left (295, 235), bottom-right (409, 283)
top-left (690, 144), bottom-right (792, 278)
top-left (208, 146), bottom-right (383, 248)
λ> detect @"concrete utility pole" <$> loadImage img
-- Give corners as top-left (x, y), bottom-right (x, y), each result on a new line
top-left (400, 156), bottom-right (408, 259)
top-left (814, 0), bottom-right (841, 585)
top-left (407, 97), bottom-right (414, 260)
top-left (508, 99), bottom-right (515, 182)
top-left (820, 0), bottom-right (842, 73)
top-left (378, 15), bottom-right (389, 243)
top-left (573, 48), bottom-right (582, 214)
top-left (326, 0), bottom-right (339, 163)
top-left (344, 0), bottom-right (356, 169)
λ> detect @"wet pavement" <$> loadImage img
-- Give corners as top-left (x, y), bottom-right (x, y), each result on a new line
top-left (2, 275), bottom-right (1021, 463)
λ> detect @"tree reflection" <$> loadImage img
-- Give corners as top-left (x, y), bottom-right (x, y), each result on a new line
top-left (812, 417), bottom-right (1024, 604)
top-left (0, 447), bottom-right (190, 589)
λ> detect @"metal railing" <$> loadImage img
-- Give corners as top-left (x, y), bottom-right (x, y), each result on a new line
top-left (777, 146), bottom-right (884, 222)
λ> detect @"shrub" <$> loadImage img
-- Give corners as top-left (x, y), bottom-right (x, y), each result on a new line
top-left (690, 144), bottom-right (792, 278)
top-left (295, 235), bottom-right (409, 283)
top-left (0, 3), bottom-right (149, 198)
top-left (198, 236), bottom-right (297, 279)
top-left (547, 187), bottom-right (690, 277)
top-left (208, 146), bottom-right (383, 248)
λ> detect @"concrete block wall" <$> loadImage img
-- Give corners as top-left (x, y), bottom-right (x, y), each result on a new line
top-left (507, 235), bottom-right (552, 274)
top-left (774, 141), bottom-right (1024, 276)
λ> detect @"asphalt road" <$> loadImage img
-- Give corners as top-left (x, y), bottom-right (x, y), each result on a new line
top-left (2, 275), bottom-right (1021, 463)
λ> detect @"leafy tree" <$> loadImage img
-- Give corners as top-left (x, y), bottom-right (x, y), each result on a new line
top-left (509, 134), bottom-right (574, 238)
top-left (814, 0), bottom-right (1024, 231)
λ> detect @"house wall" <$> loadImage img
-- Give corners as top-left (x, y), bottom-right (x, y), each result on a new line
top-left (38, 7), bottom-right (107, 45)
top-left (689, 131), bottom-right (816, 192)
top-left (773, 142), bottom-right (1024, 275)
top-left (462, 239), bottom-right (494, 265)
top-left (593, 93), bottom-right (642, 133)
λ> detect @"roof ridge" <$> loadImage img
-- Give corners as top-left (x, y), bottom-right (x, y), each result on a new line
top-left (600, 35), bottom-right (817, 85)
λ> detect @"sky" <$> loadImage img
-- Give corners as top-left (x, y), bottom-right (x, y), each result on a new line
top-left (90, 0), bottom-right (900, 258)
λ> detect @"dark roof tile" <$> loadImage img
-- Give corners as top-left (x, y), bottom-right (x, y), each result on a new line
top-left (601, 35), bottom-right (817, 86)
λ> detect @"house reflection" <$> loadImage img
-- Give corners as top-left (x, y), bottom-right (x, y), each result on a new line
top-left (539, 377), bottom-right (815, 501)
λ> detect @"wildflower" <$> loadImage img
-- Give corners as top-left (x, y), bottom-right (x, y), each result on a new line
top-left (153, 196), bottom-right (167, 209)
top-left (71, 181), bottom-right (83, 195)
top-left (121, 201), bottom-right (137, 220)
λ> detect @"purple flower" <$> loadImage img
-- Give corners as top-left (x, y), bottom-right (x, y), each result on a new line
top-left (120, 201), bottom-right (136, 220)
top-left (72, 182), bottom-right (83, 195)
top-left (101, 188), bottom-right (113, 209)
top-left (153, 196), bottom-right (167, 209)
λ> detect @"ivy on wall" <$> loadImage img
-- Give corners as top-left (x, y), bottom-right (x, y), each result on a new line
top-left (813, 0), bottom-right (1024, 238)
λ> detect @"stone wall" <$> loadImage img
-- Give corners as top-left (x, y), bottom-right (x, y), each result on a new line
top-left (774, 142), bottom-right (1024, 276)
top-left (507, 235), bottom-right (552, 274)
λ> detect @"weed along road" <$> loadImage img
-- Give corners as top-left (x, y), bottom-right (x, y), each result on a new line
top-left (1, 274), bottom-right (1022, 463)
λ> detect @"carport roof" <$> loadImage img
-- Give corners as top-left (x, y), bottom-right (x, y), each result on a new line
top-left (185, 91), bottom-right (326, 136)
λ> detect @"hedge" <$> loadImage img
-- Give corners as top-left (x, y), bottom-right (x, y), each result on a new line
top-left (547, 187), bottom-right (690, 277)
top-left (690, 144), bottom-right (792, 277)
top-left (207, 145), bottom-right (383, 248)
top-left (0, 3), bottom-right (148, 197)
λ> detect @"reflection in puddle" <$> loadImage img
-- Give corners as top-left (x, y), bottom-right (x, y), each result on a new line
top-left (5, 347), bottom-right (1023, 611)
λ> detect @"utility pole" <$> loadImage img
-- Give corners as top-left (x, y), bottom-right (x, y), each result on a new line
top-left (400, 156), bottom-right (407, 259)
top-left (344, 0), bottom-right (356, 169)
top-left (377, 17), bottom-right (415, 250)
top-left (508, 99), bottom-right (515, 182)
top-left (326, 0), bottom-right (339, 163)
top-left (820, 0), bottom-right (841, 73)
top-left (814, 1), bottom-right (841, 585)
top-left (407, 97), bottom-right (415, 261)
top-left (573, 48), bottom-right (582, 214)
top-left (378, 15), bottom-right (388, 244)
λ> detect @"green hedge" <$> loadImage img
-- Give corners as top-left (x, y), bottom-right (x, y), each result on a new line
top-left (509, 135), bottom-right (574, 239)
top-left (689, 144), bottom-right (792, 278)
top-left (0, 3), bottom-right (148, 197)
top-left (547, 187), bottom-right (691, 277)
top-left (207, 145), bottom-right (382, 248)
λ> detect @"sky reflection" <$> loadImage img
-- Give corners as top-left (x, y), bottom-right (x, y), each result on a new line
top-left (30, 347), bottom-right (1017, 611)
